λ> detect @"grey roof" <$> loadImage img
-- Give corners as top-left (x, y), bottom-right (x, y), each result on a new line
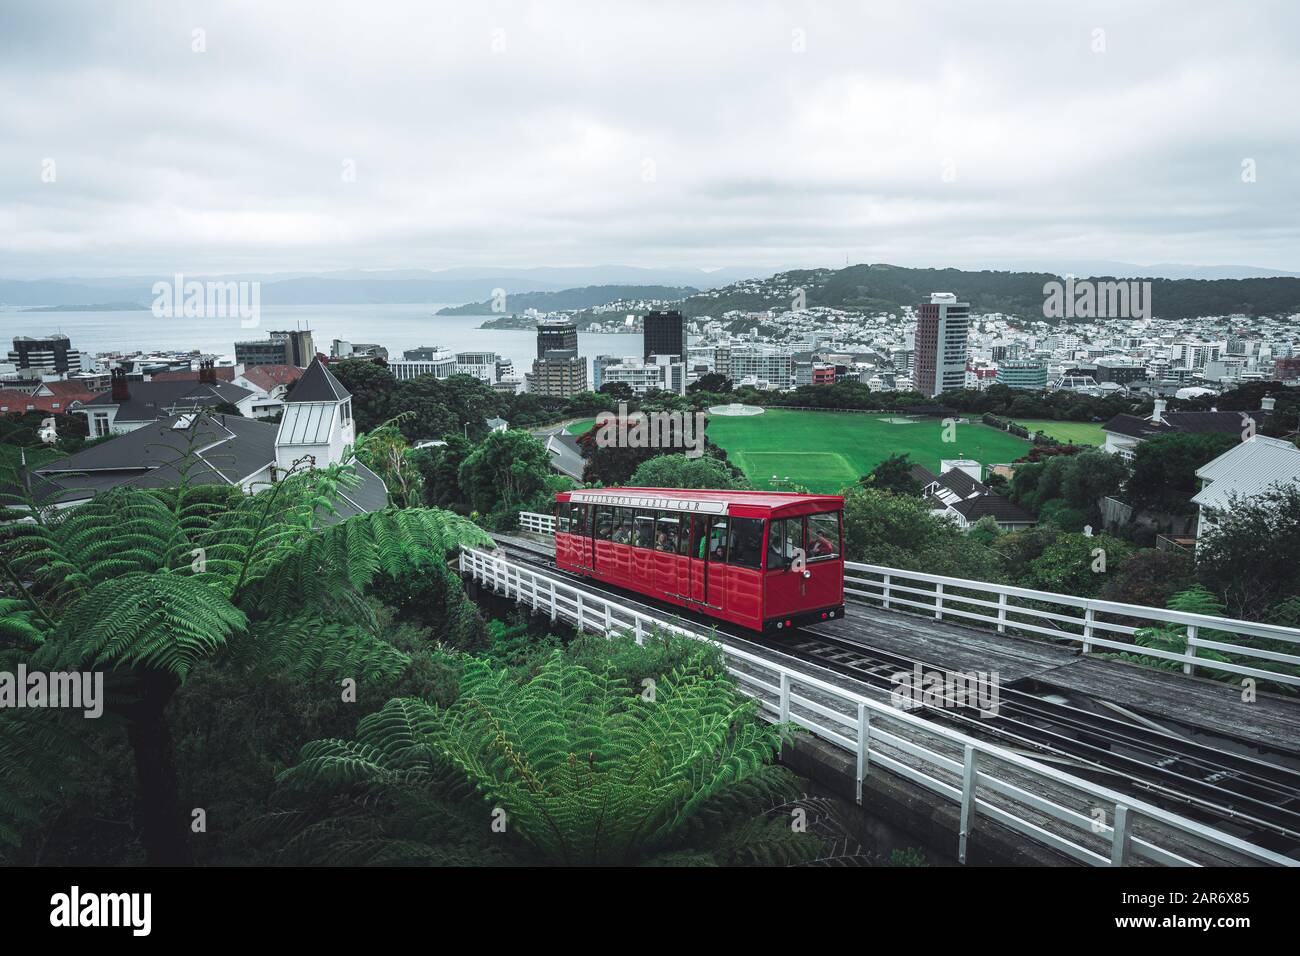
top-left (949, 494), bottom-right (1036, 524)
top-left (82, 380), bottom-right (253, 423)
top-left (35, 414), bottom-right (277, 501)
top-left (1102, 409), bottom-right (1272, 440)
top-left (332, 461), bottom-right (390, 519)
top-left (909, 464), bottom-right (939, 486)
top-left (545, 432), bottom-right (585, 482)
top-left (285, 359), bottom-right (349, 403)
top-left (31, 412), bottom-right (387, 522)
top-left (934, 468), bottom-right (988, 498)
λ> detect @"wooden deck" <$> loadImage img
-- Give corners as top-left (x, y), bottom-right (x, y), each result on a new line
top-left (825, 601), bottom-right (1300, 759)
top-left (1029, 657), bottom-right (1300, 759)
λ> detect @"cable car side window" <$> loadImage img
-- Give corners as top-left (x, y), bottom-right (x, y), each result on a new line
top-left (727, 517), bottom-right (764, 570)
top-left (807, 511), bottom-right (841, 561)
top-left (767, 518), bottom-right (799, 570)
top-left (633, 510), bottom-right (656, 548)
top-left (701, 516), bottom-right (728, 561)
top-left (676, 513), bottom-right (694, 555)
top-left (655, 512), bottom-right (680, 553)
top-left (570, 504), bottom-right (586, 535)
top-left (594, 506), bottom-right (615, 541)
top-left (612, 507), bottom-right (634, 544)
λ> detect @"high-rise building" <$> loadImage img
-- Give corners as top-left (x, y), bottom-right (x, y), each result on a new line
top-left (236, 328), bottom-right (315, 367)
top-left (643, 310), bottom-right (684, 361)
top-left (9, 335), bottom-right (82, 376)
top-left (914, 293), bottom-right (970, 398)
top-left (527, 352), bottom-right (588, 397)
top-left (536, 318), bottom-right (578, 358)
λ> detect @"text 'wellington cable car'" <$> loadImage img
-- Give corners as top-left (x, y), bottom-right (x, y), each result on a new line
top-left (552, 487), bottom-right (845, 633)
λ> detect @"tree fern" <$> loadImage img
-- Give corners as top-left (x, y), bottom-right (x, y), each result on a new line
top-left (264, 653), bottom-right (836, 866)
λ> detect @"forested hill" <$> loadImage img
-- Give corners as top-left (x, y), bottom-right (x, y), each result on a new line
top-left (436, 284), bottom-right (698, 315)
top-left (677, 263), bottom-right (1300, 322)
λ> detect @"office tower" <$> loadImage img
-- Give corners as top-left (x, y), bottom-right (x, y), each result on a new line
top-left (914, 293), bottom-right (970, 398)
top-left (9, 335), bottom-right (82, 375)
top-left (643, 310), bottom-right (684, 361)
top-left (536, 318), bottom-right (578, 359)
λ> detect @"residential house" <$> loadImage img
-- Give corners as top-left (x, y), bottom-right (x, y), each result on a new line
top-left (29, 358), bottom-right (386, 518)
top-left (1191, 435), bottom-right (1300, 541)
top-left (1102, 397), bottom-right (1278, 461)
top-left (78, 362), bottom-right (258, 437)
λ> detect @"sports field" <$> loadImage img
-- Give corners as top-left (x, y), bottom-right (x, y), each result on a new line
top-left (704, 409), bottom-right (1030, 493)
top-left (1010, 419), bottom-right (1107, 446)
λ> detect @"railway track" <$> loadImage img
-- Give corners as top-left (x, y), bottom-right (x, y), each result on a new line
top-left (483, 537), bottom-right (1300, 855)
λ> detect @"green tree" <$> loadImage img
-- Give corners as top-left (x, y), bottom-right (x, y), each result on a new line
top-left (1022, 532), bottom-right (1134, 597)
top-left (1128, 433), bottom-right (1237, 514)
top-left (263, 652), bottom-right (831, 865)
top-left (457, 430), bottom-right (552, 519)
top-left (324, 360), bottom-right (396, 433)
top-left (354, 422), bottom-right (423, 508)
top-left (630, 453), bottom-right (748, 490)
top-left (841, 486), bottom-right (1003, 581)
top-left (0, 419), bottom-right (490, 863)
top-left (861, 453), bottom-right (922, 496)
top-left (687, 372), bottom-right (732, 394)
top-left (1195, 483), bottom-right (1300, 619)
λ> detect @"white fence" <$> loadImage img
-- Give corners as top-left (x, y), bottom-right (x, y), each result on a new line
top-left (460, 546), bottom-right (1295, 867)
top-left (518, 510), bottom-right (1300, 687)
top-left (846, 563), bottom-right (1300, 687)
top-left (519, 511), bottom-right (555, 535)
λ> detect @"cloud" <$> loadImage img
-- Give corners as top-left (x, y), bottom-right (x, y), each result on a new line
top-left (1, 0), bottom-right (1296, 277)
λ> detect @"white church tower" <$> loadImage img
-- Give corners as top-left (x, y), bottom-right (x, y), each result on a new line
top-left (274, 358), bottom-right (356, 474)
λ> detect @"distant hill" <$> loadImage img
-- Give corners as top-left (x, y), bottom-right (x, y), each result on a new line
top-left (21, 301), bottom-right (148, 312)
top-left (438, 285), bottom-right (699, 316)
top-left (677, 263), bottom-right (1300, 322)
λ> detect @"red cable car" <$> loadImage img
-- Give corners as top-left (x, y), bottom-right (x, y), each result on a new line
top-left (552, 487), bottom-right (845, 633)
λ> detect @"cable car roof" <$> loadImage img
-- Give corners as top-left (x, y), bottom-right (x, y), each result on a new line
top-left (560, 487), bottom-right (843, 516)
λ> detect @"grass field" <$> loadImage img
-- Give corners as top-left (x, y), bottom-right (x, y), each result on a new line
top-left (706, 409), bottom-right (1030, 493)
top-left (566, 419), bottom-right (595, 435)
top-left (1010, 419), bottom-right (1107, 446)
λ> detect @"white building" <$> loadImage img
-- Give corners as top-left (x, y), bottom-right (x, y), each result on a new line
top-left (388, 349), bottom-right (457, 380)
top-left (1192, 435), bottom-right (1300, 541)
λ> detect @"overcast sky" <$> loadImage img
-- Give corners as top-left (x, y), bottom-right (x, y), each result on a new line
top-left (1, 0), bottom-right (1297, 278)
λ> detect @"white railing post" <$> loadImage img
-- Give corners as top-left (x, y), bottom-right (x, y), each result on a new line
top-left (1111, 804), bottom-right (1132, 866)
top-left (779, 673), bottom-right (791, 723)
top-left (997, 592), bottom-right (1008, 634)
top-left (549, 580), bottom-right (557, 621)
top-left (856, 703), bottom-right (869, 804)
top-left (934, 582), bottom-right (944, 620)
top-left (882, 573), bottom-right (891, 609)
top-left (1082, 607), bottom-right (1095, 654)
top-left (575, 591), bottom-right (584, 630)
top-left (1184, 625), bottom-right (1199, 676)
top-left (604, 604), bottom-right (613, 635)
top-left (959, 745), bottom-right (977, 864)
